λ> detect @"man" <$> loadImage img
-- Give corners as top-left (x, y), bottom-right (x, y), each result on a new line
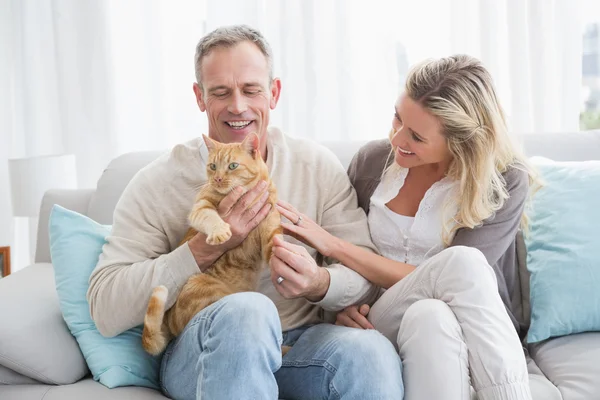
top-left (88, 25), bottom-right (403, 400)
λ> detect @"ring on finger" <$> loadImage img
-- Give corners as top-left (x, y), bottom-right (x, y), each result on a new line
top-left (276, 276), bottom-right (285, 284)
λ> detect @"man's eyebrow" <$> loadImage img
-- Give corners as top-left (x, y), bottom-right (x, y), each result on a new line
top-left (207, 85), bottom-right (229, 93)
top-left (208, 83), bottom-right (264, 93)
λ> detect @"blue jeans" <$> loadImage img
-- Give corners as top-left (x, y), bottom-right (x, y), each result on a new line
top-left (160, 292), bottom-right (404, 400)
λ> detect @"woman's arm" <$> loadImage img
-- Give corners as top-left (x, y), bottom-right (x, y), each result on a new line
top-left (330, 237), bottom-right (416, 289)
top-left (450, 166), bottom-right (529, 265)
top-left (277, 200), bottom-right (415, 290)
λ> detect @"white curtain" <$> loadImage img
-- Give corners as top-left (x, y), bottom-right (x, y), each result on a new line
top-left (0, 0), bottom-right (208, 268)
top-left (0, 0), bottom-right (585, 271)
top-left (206, 0), bottom-right (583, 139)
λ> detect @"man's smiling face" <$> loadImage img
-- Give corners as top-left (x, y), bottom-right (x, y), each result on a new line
top-left (193, 41), bottom-right (281, 147)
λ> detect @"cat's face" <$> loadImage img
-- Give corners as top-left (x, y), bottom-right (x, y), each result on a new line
top-left (203, 133), bottom-right (263, 194)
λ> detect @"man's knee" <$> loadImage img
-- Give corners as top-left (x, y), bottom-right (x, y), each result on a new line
top-left (202, 292), bottom-right (281, 340)
top-left (334, 328), bottom-right (402, 373)
top-left (330, 329), bottom-right (404, 396)
top-left (218, 292), bottom-right (278, 319)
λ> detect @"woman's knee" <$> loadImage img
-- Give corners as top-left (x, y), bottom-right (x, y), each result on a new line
top-left (398, 299), bottom-right (463, 351)
top-left (401, 299), bottom-right (457, 332)
top-left (435, 246), bottom-right (497, 284)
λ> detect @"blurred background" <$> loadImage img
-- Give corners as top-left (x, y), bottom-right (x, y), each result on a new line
top-left (1, 0), bottom-right (599, 270)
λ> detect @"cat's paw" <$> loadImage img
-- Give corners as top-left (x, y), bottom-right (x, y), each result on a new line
top-left (206, 223), bottom-right (232, 245)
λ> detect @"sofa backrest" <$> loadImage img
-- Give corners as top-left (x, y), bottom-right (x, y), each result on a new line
top-left (519, 130), bottom-right (600, 161)
top-left (83, 130), bottom-right (600, 223)
top-left (36, 130), bottom-right (600, 265)
top-left (86, 151), bottom-right (163, 225)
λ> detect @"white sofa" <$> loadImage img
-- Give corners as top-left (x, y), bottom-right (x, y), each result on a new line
top-left (1, 131), bottom-right (600, 400)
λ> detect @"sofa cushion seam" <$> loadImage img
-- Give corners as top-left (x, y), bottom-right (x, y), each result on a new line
top-left (39, 386), bottom-right (53, 400)
top-left (0, 354), bottom-right (60, 385)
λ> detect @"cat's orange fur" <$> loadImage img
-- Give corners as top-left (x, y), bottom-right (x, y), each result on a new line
top-left (142, 133), bottom-right (283, 356)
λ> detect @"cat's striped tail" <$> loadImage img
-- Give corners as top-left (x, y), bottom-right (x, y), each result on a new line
top-left (142, 285), bottom-right (170, 356)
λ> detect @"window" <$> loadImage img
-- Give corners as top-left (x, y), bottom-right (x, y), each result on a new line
top-left (581, 1), bottom-right (600, 130)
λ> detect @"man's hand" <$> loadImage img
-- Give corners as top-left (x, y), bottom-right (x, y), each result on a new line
top-left (188, 180), bottom-right (271, 271)
top-left (218, 180), bottom-right (271, 248)
top-left (270, 236), bottom-right (330, 301)
top-left (335, 305), bottom-right (374, 329)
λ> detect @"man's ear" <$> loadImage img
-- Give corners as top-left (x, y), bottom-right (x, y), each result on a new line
top-left (241, 133), bottom-right (260, 158)
top-left (193, 82), bottom-right (207, 112)
top-left (269, 78), bottom-right (282, 110)
top-left (202, 134), bottom-right (217, 151)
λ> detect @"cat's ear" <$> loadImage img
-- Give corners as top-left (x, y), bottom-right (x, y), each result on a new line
top-left (241, 133), bottom-right (260, 158)
top-left (202, 134), bottom-right (217, 152)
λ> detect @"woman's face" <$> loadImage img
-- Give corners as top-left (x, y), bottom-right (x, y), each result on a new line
top-left (390, 93), bottom-right (453, 171)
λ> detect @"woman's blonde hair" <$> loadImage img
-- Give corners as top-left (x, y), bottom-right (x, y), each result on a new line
top-left (402, 54), bottom-right (537, 244)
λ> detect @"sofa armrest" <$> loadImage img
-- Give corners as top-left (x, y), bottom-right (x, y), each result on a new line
top-left (35, 189), bottom-right (95, 263)
top-left (0, 263), bottom-right (88, 384)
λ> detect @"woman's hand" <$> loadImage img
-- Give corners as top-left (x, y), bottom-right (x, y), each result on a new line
top-left (335, 305), bottom-right (374, 330)
top-left (276, 200), bottom-right (340, 258)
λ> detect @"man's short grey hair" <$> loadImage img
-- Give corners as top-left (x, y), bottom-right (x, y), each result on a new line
top-left (194, 25), bottom-right (274, 88)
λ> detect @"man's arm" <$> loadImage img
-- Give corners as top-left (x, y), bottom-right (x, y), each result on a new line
top-left (87, 172), bottom-right (271, 338)
top-left (87, 173), bottom-right (202, 338)
top-left (270, 149), bottom-right (381, 311)
top-left (311, 168), bottom-right (381, 311)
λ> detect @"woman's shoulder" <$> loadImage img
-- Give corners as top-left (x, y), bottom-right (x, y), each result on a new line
top-left (346, 139), bottom-right (392, 213)
top-left (356, 139), bottom-right (392, 159)
top-left (502, 163), bottom-right (530, 194)
top-left (350, 139), bottom-right (392, 176)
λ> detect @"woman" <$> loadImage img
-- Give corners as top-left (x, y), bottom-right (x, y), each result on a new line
top-left (277, 55), bottom-right (534, 400)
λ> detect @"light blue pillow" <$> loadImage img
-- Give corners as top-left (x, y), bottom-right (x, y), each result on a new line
top-left (49, 205), bottom-right (161, 389)
top-left (525, 157), bottom-right (600, 343)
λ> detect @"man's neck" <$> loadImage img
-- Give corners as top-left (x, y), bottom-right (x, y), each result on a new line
top-left (260, 134), bottom-right (269, 162)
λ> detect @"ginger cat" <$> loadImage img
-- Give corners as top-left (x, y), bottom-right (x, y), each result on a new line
top-left (142, 133), bottom-right (283, 356)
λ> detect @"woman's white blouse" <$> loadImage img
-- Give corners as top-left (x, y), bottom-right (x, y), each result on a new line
top-left (368, 166), bottom-right (460, 267)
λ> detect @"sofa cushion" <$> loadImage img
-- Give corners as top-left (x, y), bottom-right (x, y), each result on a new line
top-left (0, 384), bottom-right (50, 400)
top-left (49, 205), bottom-right (161, 389)
top-left (526, 355), bottom-right (563, 400)
top-left (529, 332), bottom-right (600, 399)
top-left (525, 157), bottom-right (600, 343)
top-left (0, 364), bottom-right (40, 385)
top-left (35, 188), bottom-right (96, 264)
top-left (0, 377), bottom-right (169, 400)
top-left (0, 263), bottom-right (88, 384)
